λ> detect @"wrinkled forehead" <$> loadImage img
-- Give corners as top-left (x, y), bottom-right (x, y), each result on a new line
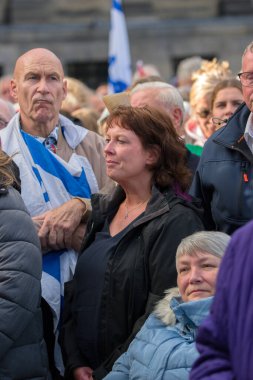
top-left (177, 250), bottom-right (219, 267)
top-left (14, 52), bottom-right (64, 79)
top-left (131, 88), bottom-right (155, 106)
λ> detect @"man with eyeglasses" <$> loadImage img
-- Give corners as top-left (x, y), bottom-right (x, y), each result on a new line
top-left (190, 41), bottom-right (253, 235)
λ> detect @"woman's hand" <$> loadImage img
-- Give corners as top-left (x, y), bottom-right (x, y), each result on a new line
top-left (73, 366), bottom-right (93, 380)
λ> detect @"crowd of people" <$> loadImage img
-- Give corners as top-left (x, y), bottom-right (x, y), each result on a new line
top-left (0, 40), bottom-right (253, 380)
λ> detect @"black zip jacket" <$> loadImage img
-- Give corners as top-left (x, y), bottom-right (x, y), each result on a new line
top-left (60, 185), bottom-right (204, 379)
top-left (190, 102), bottom-right (253, 234)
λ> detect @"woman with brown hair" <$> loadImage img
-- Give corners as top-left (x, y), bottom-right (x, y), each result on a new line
top-left (0, 150), bottom-right (49, 379)
top-left (61, 106), bottom-right (204, 380)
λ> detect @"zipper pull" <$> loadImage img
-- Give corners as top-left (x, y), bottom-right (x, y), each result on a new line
top-left (243, 173), bottom-right (249, 182)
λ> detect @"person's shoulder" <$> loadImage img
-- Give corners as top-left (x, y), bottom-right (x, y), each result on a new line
top-left (0, 186), bottom-right (30, 219)
top-left (230, 219), bottom-right (253, 249)
top-left (82, 128), bottom-right (105, 143)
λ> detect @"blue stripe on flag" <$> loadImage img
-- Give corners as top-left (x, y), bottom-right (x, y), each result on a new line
top-left (32, 166), bottom-right (43, 185)
top-left (108, 78), bottom-right (128, 92)
top-left (43, 192), bottom-right (50, 202)
top-left (21, 130), bottom-right (91, 198)
top-left (113, 0), bottom-right (122, 11)
top-left (43, 251), bottom-right (63, 282)
top-left (108, 0), bottom-right (132, 93)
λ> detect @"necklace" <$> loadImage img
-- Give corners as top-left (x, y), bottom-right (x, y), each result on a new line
top-left (124, 197), bottom-right (149, 219)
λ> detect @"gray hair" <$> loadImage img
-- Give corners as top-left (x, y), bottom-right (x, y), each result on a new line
top-left (176, 56), bottom-right (203, 83)
top-left (243, 41), bottom-right (253, 57)
top-left (176, 231), bottom-right (231, 269)
top-left (130, 81), bottom-right (185, 117)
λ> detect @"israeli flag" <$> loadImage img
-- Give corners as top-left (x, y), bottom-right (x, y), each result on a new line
top-left (108, 0), bottom-right (132, 93)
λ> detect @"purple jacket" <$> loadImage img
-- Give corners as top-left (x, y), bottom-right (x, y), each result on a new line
top-left (190, 219), bottom-right (253, 380)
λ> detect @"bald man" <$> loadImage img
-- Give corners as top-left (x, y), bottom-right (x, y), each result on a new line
top-left (0, 48), bottom-right (113, 379)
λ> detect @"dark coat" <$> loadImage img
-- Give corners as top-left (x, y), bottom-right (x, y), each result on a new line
top-left (61, 185), bottom-right (204, 380)
top-left (0, 186), bottom-right (49, 379)
top-left (190, 102), bottom-right (253, 234)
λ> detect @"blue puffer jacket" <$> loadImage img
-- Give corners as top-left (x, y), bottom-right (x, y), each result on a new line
top-left (103, 288), bottom-right (212, 380)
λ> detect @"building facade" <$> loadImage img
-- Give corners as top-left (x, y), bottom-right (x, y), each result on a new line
top-left (0, 0), bottom-right (253, 88)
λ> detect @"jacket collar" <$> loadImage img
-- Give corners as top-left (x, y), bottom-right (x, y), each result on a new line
top-left (154, 287), bottom-right (212, 327)
top-left (210, 103), bottom-right (253, 163)
top-left (170, 296), bottom-right (213, 327)
top-left (91, 184), bottom-right (203, 229)
top-left (213, 102), bottom-right (249, 145)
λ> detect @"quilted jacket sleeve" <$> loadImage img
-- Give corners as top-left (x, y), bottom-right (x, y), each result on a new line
top-left (0, 187), bottom-right (42, 360)
top-left (103, 351), bottom-right (131, 380)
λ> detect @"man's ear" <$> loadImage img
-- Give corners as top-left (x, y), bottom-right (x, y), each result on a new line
top-left (62, 79), bottom-right (68, 101)
top-left (10, 79), bottom-right (18, 103)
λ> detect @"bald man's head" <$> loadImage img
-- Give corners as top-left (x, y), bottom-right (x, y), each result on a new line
top-left (13, 48), bottom-right (64, 81)
top-left (11, 48), bottom-right (67, 135)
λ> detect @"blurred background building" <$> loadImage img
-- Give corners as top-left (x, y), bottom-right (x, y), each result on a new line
top-left (0, 0), bottom-right (252, 88)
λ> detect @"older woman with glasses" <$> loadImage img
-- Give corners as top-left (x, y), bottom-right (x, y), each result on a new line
top-left (184, 59), bottom-right (232, 148)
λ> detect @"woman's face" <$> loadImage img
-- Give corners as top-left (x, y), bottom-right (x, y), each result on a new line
top-left (177, 251), bottom-right (221, 302)
top-left (195, 97), bottom-right (215, 139)
top-left (104, 123), bottom-right (156, 184)
top-left (212, 87), bottom-right (244, 128)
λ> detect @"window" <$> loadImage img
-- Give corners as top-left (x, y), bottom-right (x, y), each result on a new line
top-left (67, 61), bottom-right (108, 90)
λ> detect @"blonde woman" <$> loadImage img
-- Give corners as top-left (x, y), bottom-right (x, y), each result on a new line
top-left (184, 59), bottom-right (232, 147)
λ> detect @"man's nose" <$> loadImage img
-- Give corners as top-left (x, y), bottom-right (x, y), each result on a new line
top-left (37, 79), bottom-right (49, 93)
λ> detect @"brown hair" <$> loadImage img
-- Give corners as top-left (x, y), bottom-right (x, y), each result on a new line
top-left (0, 150), bottom-right (15, 187)
top-left (211, 78), bottom-right (242, 110)
top-left (106, 106), bottom-right (191, 191)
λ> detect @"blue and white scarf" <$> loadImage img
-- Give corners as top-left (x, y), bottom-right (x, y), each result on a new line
top-left (0, 113), bottom-right (99, 374)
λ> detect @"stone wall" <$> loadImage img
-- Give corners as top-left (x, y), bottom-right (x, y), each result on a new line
top-left (0, 0), bottom-right (253, 87)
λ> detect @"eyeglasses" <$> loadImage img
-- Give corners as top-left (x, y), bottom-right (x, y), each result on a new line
top-left (196, 109), bottom-right (211, 119)
top-left (238, 72), bottom-right (253, 87)
top-left (0, 118), bottom-right (8, 129)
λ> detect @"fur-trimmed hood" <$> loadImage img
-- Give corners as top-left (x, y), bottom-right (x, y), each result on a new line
top-left (154, 287), bottom-right (213, 328)
top-left (154, 287), bottom-right (180, 326)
